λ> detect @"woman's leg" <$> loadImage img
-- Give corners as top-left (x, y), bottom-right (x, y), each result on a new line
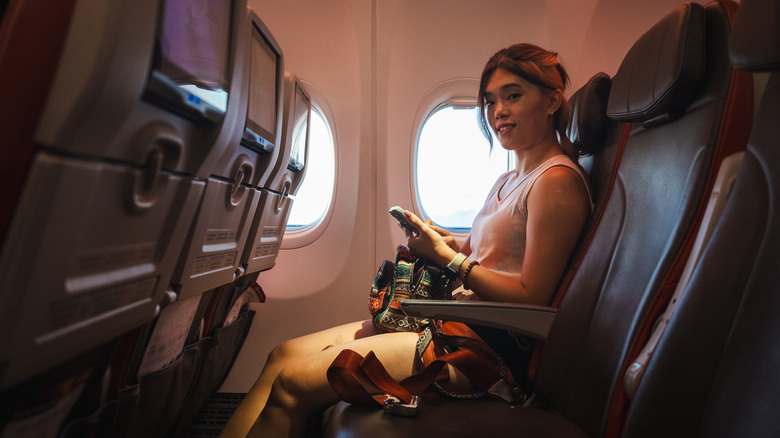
top-left (220, 320), bottom-right (378, 438)
top-left (248, 329), bottom-right (424, 438)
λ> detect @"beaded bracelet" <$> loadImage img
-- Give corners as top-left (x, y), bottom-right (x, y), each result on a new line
top-left (463, 260), bottom-right (479, 290)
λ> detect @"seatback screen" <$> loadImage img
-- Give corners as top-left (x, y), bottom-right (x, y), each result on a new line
top-left (288, 83), bottom-right (309, 171)
top-left (246, 24), bottom-right (280, 145)
top-left (147, 0), bottom-right (232, 121)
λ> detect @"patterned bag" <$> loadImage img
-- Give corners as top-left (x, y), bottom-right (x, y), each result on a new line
top-left (368, 245), bottom-right (452, 333)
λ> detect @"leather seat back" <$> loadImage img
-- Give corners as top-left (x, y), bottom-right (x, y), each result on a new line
top-left (555, 72), bottom-right (622, 307)
top-left (622, 0), bottom-right (780, 435)
top-left (535, 2), bottom-right (751, 436)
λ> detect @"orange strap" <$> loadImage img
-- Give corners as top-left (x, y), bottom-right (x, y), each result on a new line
top-left (327, 322), bottom-right (523, 406)
top-left (327, 349), bottom-right (448, 406)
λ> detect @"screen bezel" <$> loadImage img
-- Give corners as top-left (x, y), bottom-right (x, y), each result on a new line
top-left (287, 82), bottom-right (310, 172)
top-left (144, 0), bottom-right (235, 124)
top-left (242, 16), bottom-right (284, 153)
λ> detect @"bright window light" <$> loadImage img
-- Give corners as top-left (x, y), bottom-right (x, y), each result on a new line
top-left (286, 108), bottom-right (335, 229)
top-left (416, 105), bottom-right (511, 230)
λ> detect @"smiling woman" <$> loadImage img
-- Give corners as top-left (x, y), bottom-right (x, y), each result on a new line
top-left (477, 44), bottom-right (577, 163)
top-left (235, 43), bottom-right (592, 438)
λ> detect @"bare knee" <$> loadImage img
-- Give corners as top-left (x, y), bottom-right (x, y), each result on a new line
top-left (267, 340), bottom-right (291, 365)
top-left (266, 338), bottom-right (308, 369)
top-left (265, 365), bottom-right (309, 414)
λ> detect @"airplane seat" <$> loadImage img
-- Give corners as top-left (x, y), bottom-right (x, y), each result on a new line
top-left (0, 0), bottom-right (211, 424)
top-left (533, 0), bottom-right (749, 434)
top-left (554, 71), bottom-right (619, 306)
top-left (99, 8), bottom-right (295, 438)
top-left (568, 72), bottom-right (613, 159)
top-left (167, 3), bottom-right (259, 301)
top-left (0, 0), bottom-right (77, 249)
top-left (619, 0), bottom-right (780, 435)
top-left (324, 1), bottom-right (752, 437)
top-left (524, 71), bottom-right (621, 382)
top-left (0, 0), bottom-right (268, 435)
top-left (241, 71), bottom-right (311, 276)
top-left (101, 9), bottom-right (290, 437)
top-left (102, 293), bottom-right (256, 438)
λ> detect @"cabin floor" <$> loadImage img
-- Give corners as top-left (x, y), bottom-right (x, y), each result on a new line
top-left (187, 393), bottom-right (245, 437)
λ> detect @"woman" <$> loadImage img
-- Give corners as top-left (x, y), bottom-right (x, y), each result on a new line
top-left (226, 43), bottom-right (591, 438)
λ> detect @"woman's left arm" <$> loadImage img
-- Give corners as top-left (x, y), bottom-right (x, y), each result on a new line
top-left (404, 167), bottom-right (590, 305)
top-left (509, 166), bottom-right (590, 304)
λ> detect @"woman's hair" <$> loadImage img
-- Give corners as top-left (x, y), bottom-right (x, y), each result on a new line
top-left (477, 43), bottom-right (576, 159)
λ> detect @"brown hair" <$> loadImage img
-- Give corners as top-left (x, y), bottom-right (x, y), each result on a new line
top-left (477, 43), bottom-right (575, 159)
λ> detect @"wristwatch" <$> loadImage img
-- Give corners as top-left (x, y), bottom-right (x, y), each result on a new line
top-left (444, 253), bottom-right (467, 280)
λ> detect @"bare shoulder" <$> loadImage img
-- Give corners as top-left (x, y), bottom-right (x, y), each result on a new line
top-left (530, 165), bottom-right (590, 210)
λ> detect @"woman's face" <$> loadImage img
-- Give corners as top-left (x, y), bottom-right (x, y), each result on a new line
top-left (483, 68), bottom-right (555, 153)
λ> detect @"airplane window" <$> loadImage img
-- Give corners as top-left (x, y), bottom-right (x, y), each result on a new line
top-left (286, 107), bottom-right (335, 231)
top-left (416, 105), bottom-right (512, 231)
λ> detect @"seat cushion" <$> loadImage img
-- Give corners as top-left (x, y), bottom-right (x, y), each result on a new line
top-left (324, 398), bottom-right (589, 438)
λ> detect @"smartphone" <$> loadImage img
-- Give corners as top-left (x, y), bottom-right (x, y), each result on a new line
top-left (389, 206), bottom-right (420, 236)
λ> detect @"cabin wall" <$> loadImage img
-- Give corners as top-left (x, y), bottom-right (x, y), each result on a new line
top-left (222, 0), bottom-right (704, 392)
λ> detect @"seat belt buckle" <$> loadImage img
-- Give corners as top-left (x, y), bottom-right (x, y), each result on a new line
top-left (382, 395), bottom-right (419, 416)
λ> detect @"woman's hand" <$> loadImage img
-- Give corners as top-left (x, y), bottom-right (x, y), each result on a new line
top-left (400, 210), bottom-right (459, 266)
top-left (453, 289), bottom-right (481, 301)
top-left (425, 220), bottom-right (460, 252)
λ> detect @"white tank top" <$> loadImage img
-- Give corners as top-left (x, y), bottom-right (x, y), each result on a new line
top-left (463, 155), bottom-right (591, 284)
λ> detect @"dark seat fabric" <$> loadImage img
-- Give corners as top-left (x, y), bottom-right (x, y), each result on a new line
top-left (554, 72), bottom-right (621, 306)
top-left (621, 0), bottom-right (780, 436)
top-left (326, 398), bottom-right (588, 438)
top-left (0, 0), bottom-right (78, 248)
top-left (568, 72), bottom-right (613, 158)
top-left (534, 2), bottom-right (749, 437)
top-left (324, 2), bottom-right (751, 437)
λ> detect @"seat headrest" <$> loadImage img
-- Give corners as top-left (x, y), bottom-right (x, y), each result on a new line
top-left (730, 0), bottom-right (780, 71)
top-left (567, 72), bottom-right (612, 156)
top-left (606, 2), bottom-right (706, 128)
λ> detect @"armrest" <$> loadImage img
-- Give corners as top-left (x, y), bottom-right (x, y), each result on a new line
top-left (400, 300), bottom-right (557, 340)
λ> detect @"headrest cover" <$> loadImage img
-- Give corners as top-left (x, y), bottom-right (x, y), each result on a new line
top-left (607, 3), bottom-right (706, 127)
top-left (730, 0), bottom-right (780, 71)
top-left (567, 72), bottom-right (612, 156)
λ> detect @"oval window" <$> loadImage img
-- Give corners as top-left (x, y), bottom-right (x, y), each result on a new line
top-left (286, 107), bottom-right (335, 230)
top-left (415, 104), bottom-right (512, 231)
